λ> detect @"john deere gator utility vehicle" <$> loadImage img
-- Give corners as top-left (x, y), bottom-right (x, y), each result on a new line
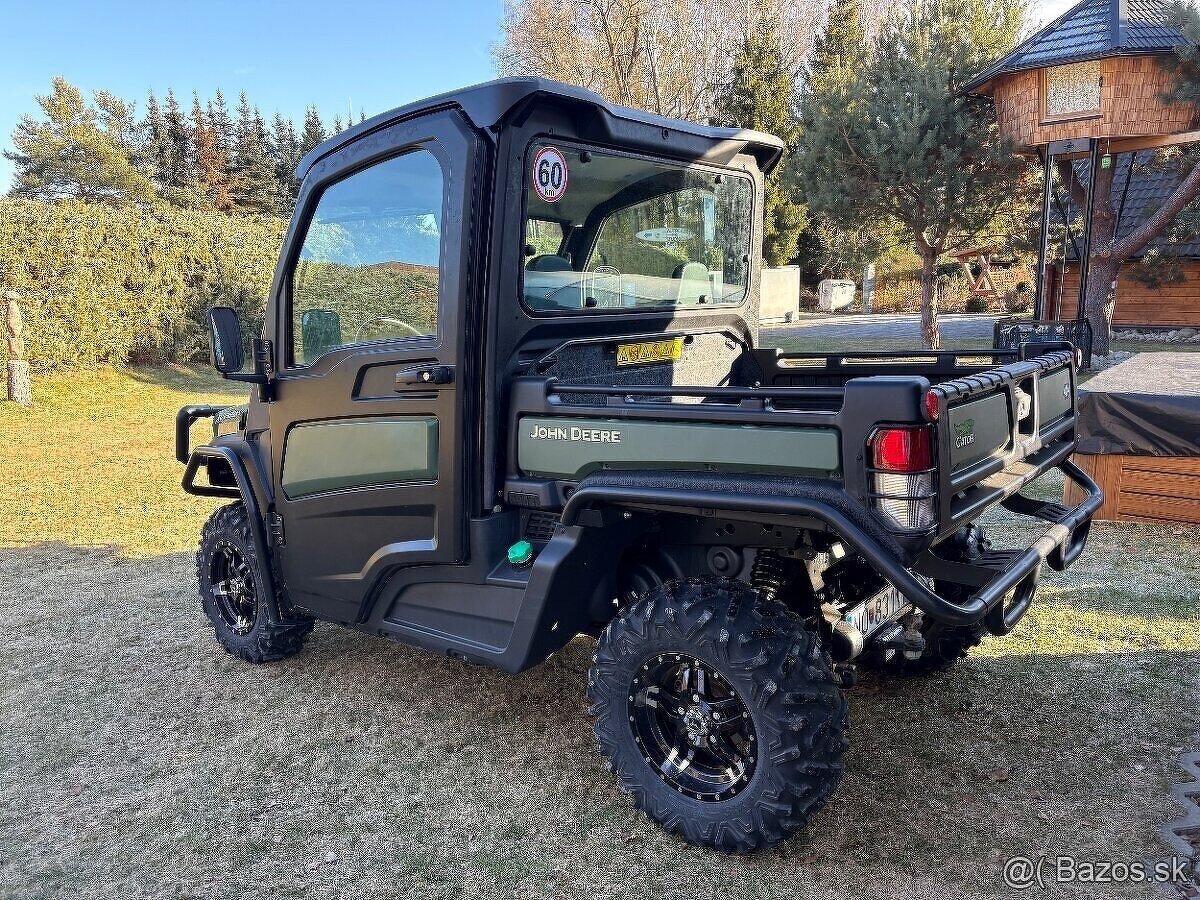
top-left (177, 78), bottom-right (1102, 852)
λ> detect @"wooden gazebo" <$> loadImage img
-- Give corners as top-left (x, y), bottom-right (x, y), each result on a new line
top-left (965, 0), bottom-right (1196, 330)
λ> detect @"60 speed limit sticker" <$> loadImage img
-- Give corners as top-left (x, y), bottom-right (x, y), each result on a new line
top-left (532, 146), bottom-right (568, 203)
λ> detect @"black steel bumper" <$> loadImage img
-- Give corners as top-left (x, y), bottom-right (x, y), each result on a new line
top-left (175, 404), bottom-right (224, 464)
top-left (560, 457), bottom-right (1102, 636)
top-left (910, 457), bottom-right (1102, 634)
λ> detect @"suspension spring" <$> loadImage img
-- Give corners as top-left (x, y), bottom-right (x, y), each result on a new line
top-left (750, 550), bottom-right (789, 603)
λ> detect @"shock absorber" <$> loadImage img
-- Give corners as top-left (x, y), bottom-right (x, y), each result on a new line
top-left (750, 550), bottom-right (789, 602)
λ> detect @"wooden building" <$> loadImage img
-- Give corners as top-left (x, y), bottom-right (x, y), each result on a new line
top-left (970, 0), bottom-right (1200, 525)
top-left (965, 0), bottom-right (1194, 149)
top-left (965, 0), bottom-right (1200, 329)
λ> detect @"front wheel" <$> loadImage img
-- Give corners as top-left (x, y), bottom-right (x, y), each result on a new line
top-left (588, 577), bottom-right (848, 853)
top-left (197, 503), bottom-right (313, 663)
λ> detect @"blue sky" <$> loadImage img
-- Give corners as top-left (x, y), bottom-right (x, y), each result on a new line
top-left (0, 0), bottom-right (503, 188)
top-left (1, 0), bottom-right (1070, 190)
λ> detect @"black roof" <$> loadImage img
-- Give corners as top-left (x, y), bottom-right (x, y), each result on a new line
top-left (295, 77), bottom-right (786, 180)
top-left (964, 0), bottom-right (1184, 93)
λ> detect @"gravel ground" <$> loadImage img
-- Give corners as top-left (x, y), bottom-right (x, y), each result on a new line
top-left (2, 515), bottom-right (1197, 900)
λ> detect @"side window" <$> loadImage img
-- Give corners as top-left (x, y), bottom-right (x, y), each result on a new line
top-left (291, 150), bottom-right (443, 366)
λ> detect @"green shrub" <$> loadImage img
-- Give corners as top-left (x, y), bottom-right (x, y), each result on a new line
top-left (964, 293), bottom-right (990, 313)
top-left (0, 198), bottom-right (287, 370)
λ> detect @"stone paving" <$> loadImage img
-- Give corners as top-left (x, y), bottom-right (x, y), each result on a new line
top-left (762, 313), bottom-right (999, 348)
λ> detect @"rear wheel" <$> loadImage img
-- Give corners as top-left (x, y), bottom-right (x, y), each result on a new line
top-left (588, 577), bottom-right (848, 853)
top-left (197, 503), bottom-right (313, 663)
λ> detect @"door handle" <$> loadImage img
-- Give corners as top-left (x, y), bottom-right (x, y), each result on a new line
top-left (395, 364), bottom-right (454, 388)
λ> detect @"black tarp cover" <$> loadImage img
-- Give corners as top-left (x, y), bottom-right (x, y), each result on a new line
top-left (1077, 353), bottom-right (1200, 456)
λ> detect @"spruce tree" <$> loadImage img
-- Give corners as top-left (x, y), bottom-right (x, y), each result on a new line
top-left (797, 0), bottom-right (1026, 347)
top-left (229, 93), bottom-right (278, 214)
top-left (192, 95), bottom-right (234, 211)
top-left (160, 89), bottom-right (200, 205)
top-left (143, 91), bottom-right (173, 197)
top-left (207, 90), bottom-right (236, 164)
top-left (5, 77), bottom-right (154, 203)
top-left (300, 105), bottom-right (326, 156)
top-left (710, 20), bottom-right (806, 267)
top-left (272, 112), bottom-right (302, 211)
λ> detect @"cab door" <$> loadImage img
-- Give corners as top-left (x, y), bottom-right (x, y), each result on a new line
top-left (267, 111), bottom-right (478, 623)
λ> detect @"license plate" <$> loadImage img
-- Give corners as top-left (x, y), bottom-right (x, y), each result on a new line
top-left (616, 338), bottom-right (683, 367)
top-left (843, 586), bottom-right (911, 637)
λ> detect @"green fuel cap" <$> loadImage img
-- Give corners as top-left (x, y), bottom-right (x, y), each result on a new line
top-left (507, 540), bottom-right (534, 567)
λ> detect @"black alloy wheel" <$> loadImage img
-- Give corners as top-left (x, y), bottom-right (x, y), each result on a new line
top-left (629, 653), bottom-right (757, 801)
top-left (589, 577), bottom-right (849, 853)
top-left (197, 502), bottom-right (313, 663)
top-left (209, 542), bottom-right (258, 635)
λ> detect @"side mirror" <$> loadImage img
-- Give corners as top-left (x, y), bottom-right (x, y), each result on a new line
top-left (207, 306), bottom-right (245, 374)
top-left (207, 307), bottom-right (268, 385)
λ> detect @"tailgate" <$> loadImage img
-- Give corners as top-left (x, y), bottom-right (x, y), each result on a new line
top-left (929, 348), bottom-right (1078, 537)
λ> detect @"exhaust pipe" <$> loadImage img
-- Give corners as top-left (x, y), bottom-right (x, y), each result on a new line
top-left (830, 619), bottom-right (865, 662)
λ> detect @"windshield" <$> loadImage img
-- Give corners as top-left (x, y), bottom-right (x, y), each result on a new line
top-left (522, 144), bottom-right (753, 312)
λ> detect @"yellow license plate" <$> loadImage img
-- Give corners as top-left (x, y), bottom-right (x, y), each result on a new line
top-left (615, 338), bottom-right (683, 367)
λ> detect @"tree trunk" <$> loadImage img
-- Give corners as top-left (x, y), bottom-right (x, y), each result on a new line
top-left (1082, 161), bottom-right (1116, 356)
top-left (1083, 257), bottom-right (1119, 356)
top-left (918, 247), bottom-right (941, 350)
top-left (5, 293), bottom-right (31, 406)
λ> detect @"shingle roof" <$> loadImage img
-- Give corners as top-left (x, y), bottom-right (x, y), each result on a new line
top-left (964, 0), bottom-right (1186, 93)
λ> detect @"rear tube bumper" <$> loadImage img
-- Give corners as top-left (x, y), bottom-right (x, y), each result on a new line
top-left (560, 459), bottom-right (1102, 634)
top-left (912, 457), bottom-right (1103, 634)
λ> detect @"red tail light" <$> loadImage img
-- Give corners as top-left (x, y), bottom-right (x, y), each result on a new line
top-left (923, 389), bottom-right (941, 421)
top-left (871, 426), bottom-right (934, 473)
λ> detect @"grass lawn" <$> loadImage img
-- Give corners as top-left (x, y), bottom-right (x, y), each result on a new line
top-left (1, 367), bottom-right (1197, 899)
top-left (0, 366), bottom-right (246, 556)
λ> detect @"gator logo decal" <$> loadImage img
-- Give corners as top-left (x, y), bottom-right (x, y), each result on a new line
top-left (954, 418), bottom-right (976, 449)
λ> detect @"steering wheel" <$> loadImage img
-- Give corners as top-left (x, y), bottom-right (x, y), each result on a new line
top-left (353, 315), bottom-right (427, 342)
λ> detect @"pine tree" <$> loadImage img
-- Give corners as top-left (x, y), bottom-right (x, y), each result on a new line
top-left (797, 0), bottom-right (1027, 347)
top-left (711, 20), bottom-right (806, 267)
top-left (192, 95), bottom-right (234, 211)
top-left (5, 77), bottom-right (154, 203)
top-left (300, 105), bottom-right (326, 156)
top-left (271, 112), bottom-right (302, 211)
top-left (331, 114), bottom-right (344, 134)
top-left (796, 0), bottom-right (885, 279)
top-left (93, 90), bottom-right (143, 162)
top-left (229, 93), bottom-right (278, 214)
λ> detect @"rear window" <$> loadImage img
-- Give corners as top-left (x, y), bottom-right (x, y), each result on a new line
top-left (522, 144), bottom-right (753, 313)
